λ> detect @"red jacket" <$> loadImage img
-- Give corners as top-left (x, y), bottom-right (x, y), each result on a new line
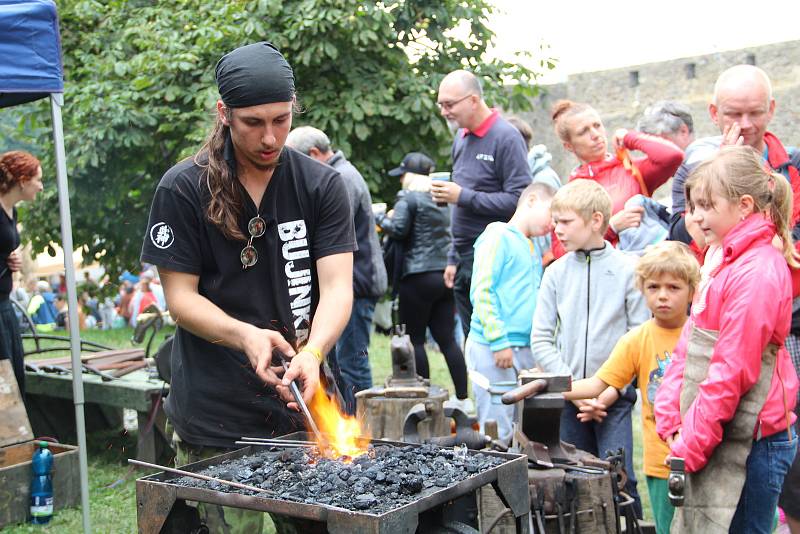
top-left (552, 131), bottom-right (683, 258)
top-left (655, 215), bottom-right (799, 473)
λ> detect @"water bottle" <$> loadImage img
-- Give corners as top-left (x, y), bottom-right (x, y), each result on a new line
top-left (30, 441), bottom-right (54, 524)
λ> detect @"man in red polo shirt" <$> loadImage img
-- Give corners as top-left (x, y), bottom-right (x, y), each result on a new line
top-left (432, 70), bottom-right (531, 338)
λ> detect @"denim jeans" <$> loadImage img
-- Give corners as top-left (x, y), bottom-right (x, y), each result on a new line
top-left (332, 297), bottom-right (376, 415)
top-left (729, 429), bottom-right (798, 533)
top-left (465, 339), bottom-right (534, 444)
top-left (560, 387), bottom-right (642, 518)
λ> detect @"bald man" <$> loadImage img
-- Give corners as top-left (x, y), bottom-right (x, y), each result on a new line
top-left (669, 64), bottom-right (799, 245)
top-left (433, 70), bottom-right (531, 338)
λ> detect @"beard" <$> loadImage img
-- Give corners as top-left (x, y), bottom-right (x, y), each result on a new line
top-left (248, 148), bottom-right (282, 171)
top-left (446, 119), bottom-right (460, 135)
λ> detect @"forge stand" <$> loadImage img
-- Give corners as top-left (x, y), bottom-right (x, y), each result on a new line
top-left (135, 439), bottom-right (531, 534)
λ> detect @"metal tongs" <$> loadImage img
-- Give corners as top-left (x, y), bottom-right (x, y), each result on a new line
top-left (274, 350), bottom-right (331, 454)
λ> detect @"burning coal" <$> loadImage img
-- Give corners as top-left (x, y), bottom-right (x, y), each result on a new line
top-left (173, 444), bottom-right (503, 514)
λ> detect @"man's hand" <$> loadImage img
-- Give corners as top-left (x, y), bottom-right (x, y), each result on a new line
top-left (280, 351), bottom-right (321, 409)
top-left (493, 348), bottom-right (514, 369)
top-left (443, 265), bottom-right (456, 288)
top-left (721, 122), bottom-right (744, 147)
top-left (240, 325), bottom-right (296, 388)
top-left (6, 249), bottom-right (22, 272)
top-left (685, 213), bottom-right (706, 249)
top-left (575, 398), bottom-right (609, 423)
top-left (609, 205), bottom-right (644, 233)
top-left (430, 180), bottom-right (462, 204)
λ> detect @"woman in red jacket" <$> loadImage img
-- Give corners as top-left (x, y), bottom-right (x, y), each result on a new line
top-left (550, 100), bottom-right (683, 258)
top-left (655, 146), bottom-right (798, 533)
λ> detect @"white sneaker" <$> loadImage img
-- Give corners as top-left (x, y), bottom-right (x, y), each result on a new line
top-left (448, 396), bottom-right (475, 414)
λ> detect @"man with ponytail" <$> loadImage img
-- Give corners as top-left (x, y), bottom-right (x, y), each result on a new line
top-left (141, 42), bottom-right (356, 533)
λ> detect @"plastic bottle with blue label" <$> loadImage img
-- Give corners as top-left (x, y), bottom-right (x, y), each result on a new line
top-left (30, 441), bottom-right (53, 524)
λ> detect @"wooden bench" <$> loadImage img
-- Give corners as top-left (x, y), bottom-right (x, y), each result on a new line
top-left (24, 368), bottom-right (170, 463)
top-left (16, 301), bottom-right (173, 463)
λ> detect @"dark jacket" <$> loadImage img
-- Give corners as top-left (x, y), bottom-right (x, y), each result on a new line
top-left (378, 187), bottom-right (450, 278)
top-left (328, 151), bottom-right (388, 298)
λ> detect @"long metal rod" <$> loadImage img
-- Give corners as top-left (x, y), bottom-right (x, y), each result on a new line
top-left (280, 359), bottom-right (328, 450)
top-left (51, 93), bottom-right (90, 534)
top-left (240, 437), bottom-right (315, 445)
top-left (128, 459), bottom-right (275, 496)
top-left (235, 441), bottom-right (309, 449)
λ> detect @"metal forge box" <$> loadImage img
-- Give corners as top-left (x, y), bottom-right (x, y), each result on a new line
top-left (0, 360), bottom-right (80, 528)
top-left (135, 432), bottom-right (532, 533)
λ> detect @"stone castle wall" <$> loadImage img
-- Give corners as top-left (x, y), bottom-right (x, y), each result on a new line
top-left (514, 40), bottom-right (800, 181)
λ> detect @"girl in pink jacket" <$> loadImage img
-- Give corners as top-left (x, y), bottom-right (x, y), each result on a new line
top-left (655, 146), bottom-right (798, 533)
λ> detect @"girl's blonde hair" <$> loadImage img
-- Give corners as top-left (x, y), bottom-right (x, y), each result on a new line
top-left (685, 145), bottom-right (800, 268)
top-left (402, 172), bottom-right (431, 192)
top-left (635, 241), bottom-right (701, 292)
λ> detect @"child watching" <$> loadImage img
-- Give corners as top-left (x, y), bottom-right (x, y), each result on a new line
top-left (655, 146), bottom-right (798, 532)
top-left (466, 182), bottom-right (556, 443)
top-left (563, 241), bottom-right (700, 534)
top-left (531, 179), bottom-right (650, 516)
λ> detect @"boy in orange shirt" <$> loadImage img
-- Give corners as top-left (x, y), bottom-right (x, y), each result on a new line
top-left (563, 241), bottom-right (700, 533)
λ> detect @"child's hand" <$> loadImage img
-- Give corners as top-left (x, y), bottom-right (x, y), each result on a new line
top-left (664, 431), bottom-right (681, 465)
top-left (493, 348), bottom-right (514, 369)
top-left (574, 399), bottom-right (608, 423)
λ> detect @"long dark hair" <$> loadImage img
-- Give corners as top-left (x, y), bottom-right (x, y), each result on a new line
top-left (194, 108), bottom-right (246, 241)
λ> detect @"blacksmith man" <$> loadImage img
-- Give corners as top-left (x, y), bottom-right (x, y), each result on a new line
top-left (141, 42), bottom-right (355, 532)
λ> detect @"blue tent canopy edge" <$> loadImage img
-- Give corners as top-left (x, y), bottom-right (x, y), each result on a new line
top-left (0, 0), bottom-right (64, 108)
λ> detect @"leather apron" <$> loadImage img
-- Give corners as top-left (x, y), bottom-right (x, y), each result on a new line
top-left (670, 326), bottom-right (778, 533)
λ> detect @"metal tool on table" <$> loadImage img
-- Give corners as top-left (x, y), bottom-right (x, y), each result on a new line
top-left (274, 350), bottom-right (329, 452)
top-left (668, 457), bottom-right (685, 507)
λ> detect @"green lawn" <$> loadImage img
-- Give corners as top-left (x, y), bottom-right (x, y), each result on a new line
top-left (3, 328), bottom-right (650, 532)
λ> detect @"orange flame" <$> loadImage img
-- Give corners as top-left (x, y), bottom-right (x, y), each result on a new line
top-left (308, 386), bottom-right (370, 460)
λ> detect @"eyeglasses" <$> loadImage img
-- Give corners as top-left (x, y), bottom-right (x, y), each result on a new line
top-left (436, 94), bottom-right (473, 111)
top-left (241, 216), bottom-right (267, 269)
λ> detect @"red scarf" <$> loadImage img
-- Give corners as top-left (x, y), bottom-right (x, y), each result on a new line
top-left (764, 131), bottom-right (800, 226)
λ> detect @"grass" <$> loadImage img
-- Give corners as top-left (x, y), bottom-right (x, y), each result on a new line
top-left (3, 328), bottom-right (650, 532)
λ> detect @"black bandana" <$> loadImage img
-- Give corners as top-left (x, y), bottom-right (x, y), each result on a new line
top-left (215, 42), bottom-right (295, 108)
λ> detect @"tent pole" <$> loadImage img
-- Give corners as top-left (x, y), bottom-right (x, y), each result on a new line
top-left (50, 93), bottom-right (91, 534)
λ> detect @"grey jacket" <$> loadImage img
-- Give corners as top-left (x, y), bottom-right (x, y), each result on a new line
top-left (328, 151), bottom-right (388, 298)
top-left (378, 190), bottom-right (450, 277)
top-left (531, 243), bottom-right (650, 379)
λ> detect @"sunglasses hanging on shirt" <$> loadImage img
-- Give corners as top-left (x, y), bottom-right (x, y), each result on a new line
top-left (241, 215), bottom-right (267, 269)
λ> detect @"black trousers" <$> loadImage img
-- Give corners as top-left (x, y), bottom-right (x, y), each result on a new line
top-left (398, 271), bottom-right (468, 399)
top-left (0, 298), bottom-right (24, 399)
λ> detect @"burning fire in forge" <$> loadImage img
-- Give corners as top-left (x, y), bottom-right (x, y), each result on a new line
top-left (308, 386), bottom-right (371, 460)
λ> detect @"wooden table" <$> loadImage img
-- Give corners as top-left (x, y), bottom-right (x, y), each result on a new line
top-left (24, 369), bottom-right (170, 463)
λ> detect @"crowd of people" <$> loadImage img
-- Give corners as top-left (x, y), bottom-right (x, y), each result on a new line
top-left (2, 40), bottom-right (799, 534)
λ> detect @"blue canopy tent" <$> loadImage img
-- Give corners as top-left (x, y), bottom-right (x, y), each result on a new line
top-left (1, 1), bottom-right (90, 531)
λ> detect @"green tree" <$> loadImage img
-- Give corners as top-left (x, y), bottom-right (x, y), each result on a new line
top-left (9, 0), bottom-right (552, 276)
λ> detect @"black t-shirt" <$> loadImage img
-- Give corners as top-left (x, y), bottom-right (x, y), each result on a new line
top-left (0, 208), bottom-right (19, 301)
top-left (141, 140), bottom-right (356, 448)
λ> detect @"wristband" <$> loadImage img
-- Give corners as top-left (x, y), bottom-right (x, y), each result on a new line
top-left (302, 345), bottom-right (324, 364)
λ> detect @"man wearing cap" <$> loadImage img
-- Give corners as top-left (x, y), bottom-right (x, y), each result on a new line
top-left (285, 126), bottom-right (387, 414)
top-left (141, 42), bottom-right (355, 532)
top-left (433, 70), bottom-right (531, 338)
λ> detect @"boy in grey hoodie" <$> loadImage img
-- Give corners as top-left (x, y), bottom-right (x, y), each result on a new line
top-left (531, 179), bottom-right (650, 517)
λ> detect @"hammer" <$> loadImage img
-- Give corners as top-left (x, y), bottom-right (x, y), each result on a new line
top-left (668, 457), bottom-right (685, 507)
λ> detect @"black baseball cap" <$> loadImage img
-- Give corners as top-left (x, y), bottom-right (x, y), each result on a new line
top-left (388, 152), bottom-right (435, 176)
